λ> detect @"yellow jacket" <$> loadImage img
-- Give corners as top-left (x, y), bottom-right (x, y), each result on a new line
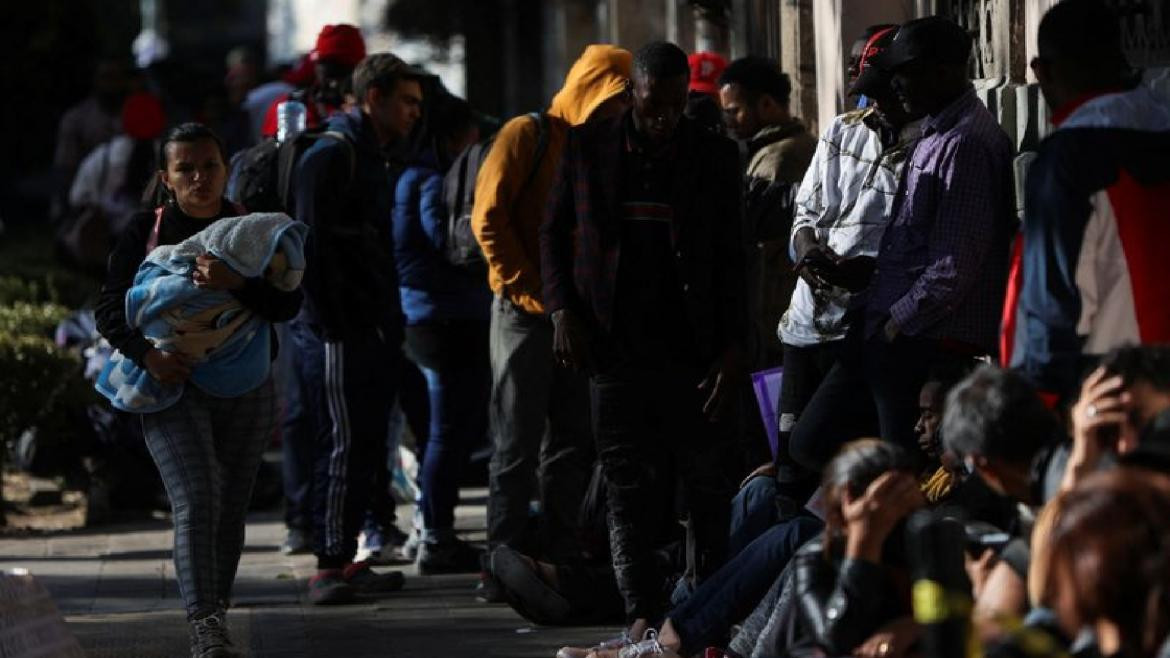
top-left (471, 45), bottom-right (632, 314)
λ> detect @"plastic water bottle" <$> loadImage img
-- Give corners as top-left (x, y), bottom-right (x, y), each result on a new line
top-left (276, 98), bottom-right (307, 143)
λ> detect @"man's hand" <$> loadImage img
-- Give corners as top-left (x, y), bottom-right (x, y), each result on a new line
top-left (853, 617), bottom-right (921, 658)
top-left (551, 309), bottom-right (594, 374)
top-left (698, 348), bottom-right (742, 422)
top-left (193, 253), bottom-right (245, 291)
top-left (792, 228), bottom-right (839, 291)
top-left (883, 317), bottom-right (900, 343)
top-left (143, 348), bottom-right (194, 385)
top-left (843, 471), bottom-right (924, 563)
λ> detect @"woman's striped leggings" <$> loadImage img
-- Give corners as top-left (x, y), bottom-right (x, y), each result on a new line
top-left (141, 378), bottom-right (275, 619)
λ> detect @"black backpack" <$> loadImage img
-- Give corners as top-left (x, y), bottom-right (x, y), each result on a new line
top-left (227, 113), bottom-right (354, 214)
top-left (442, 112), bottom-right (549, 270)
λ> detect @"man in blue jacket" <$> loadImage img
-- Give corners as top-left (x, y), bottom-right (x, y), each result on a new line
top-left (1002, 0), bottom-right (1170, 401)
top-left (292, 52), bottom-right (425, 604)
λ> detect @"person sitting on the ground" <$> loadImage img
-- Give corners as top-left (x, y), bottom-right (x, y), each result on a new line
top-left (941, 366), bottom-right (1066, 641)
top-left (1060, 345), bottom-right (1170, 493)
top-left (1033, 468), bottom-right (1170, 658)
top-left (575, 440), bottom-right (925, 658)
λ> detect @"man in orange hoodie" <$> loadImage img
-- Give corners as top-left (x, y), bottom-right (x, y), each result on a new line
top-left (472, 46), bottom-right (633, 569)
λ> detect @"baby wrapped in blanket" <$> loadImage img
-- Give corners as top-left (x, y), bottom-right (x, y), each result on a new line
top-left (96, 212), bottom-right (308, 412)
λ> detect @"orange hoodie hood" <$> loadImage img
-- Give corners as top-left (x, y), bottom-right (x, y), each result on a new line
top-left (548, 45), bottom-right (632, 126)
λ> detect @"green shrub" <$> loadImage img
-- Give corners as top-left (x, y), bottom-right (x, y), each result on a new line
top-left (0, 303), bottom-right (70, 337)
top-left (0, 276), bottom-right (48, 305)
top-left (0, 334), bottom-right (86, 446)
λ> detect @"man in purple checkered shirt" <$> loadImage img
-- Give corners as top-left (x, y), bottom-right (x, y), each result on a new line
top-left (788, 16), bottom-right (1016, 472)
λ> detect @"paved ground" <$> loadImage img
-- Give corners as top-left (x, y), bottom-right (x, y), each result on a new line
top-left (0, 488), bottom-right (617, 657)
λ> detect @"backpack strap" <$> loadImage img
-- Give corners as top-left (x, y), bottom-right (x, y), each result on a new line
top-left (520, 112), bottom-right (550, 191)
top-left (144, 201), bottom-right (246, 257)
top-left (145, 205), bottom-right (164, 255)
top-left (277, 130), bottom-right (356, 211)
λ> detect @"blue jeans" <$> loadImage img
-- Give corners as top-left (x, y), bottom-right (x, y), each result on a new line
top-left (405, 320), bottom-right (490, 541)
top-left (670, 513), bottom-right (823, 655)
top-left (281, 321), bottom-right (319, 531)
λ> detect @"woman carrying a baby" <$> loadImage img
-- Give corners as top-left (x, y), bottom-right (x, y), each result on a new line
top-left (96, 122), bottom-right (302, 658)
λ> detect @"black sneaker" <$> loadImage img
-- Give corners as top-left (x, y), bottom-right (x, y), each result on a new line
top-left (475, 551), bottom-right (506, 602)
top-left (189, 610), bottom-right (243, 657)
top-left (343, 561), bottom-right (406, 594)
top-left (417, 538), bottom-right (484, 575)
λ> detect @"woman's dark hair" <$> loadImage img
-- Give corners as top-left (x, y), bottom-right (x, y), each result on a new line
top-left (143, 122), bottom-right (227, 206)
top-left (821, 439), bottom-right (918, 551)
top-left (1043, 468), bottom-right (1170, 658)
top-left (406, 78), bottom-right (477, 170)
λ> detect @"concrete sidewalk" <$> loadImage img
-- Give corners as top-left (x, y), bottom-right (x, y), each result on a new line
top-left (0, 489), bottom-right (616, 657)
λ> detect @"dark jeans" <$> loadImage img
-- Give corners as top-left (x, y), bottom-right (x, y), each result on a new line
top-left (789, 321), bottom-right (950, 472)
top-left (775, 341), bottom-right (844, 501)
top-left (405, 320), bottom-right (491, 540)
top-left (487, 296), bottom-right (592, 561)
top-left (592, 368), bottom-right (735, 624)
top-left (729, 476), bottom-right (783, 559)
top-left (305, 326), bottom-right (400, 569)
top-left (281, 321), bottom-right (319, 531)
top-left (670, 513), bottom-right (823, 655)
top-left (363, 359), bottom-right (429, 539)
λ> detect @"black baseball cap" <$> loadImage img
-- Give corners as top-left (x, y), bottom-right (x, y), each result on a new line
top-left (869, 16), bottom-right (973, 72)
top-left (849, 25), bottom-right (899, 97)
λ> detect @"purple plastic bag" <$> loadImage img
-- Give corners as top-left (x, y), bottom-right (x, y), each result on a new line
top-left (751, 367), bottom-right (783, 460)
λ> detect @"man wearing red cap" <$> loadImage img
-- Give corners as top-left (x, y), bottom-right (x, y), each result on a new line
top-left (260, 24), bottom-right (367, 138)
top-left (684, 51), bottom-right (727, 134)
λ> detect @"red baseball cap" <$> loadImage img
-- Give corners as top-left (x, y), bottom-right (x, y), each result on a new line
top-left (311, 24), bottom-right (366, 69)
top-left (688, 51), bottom-right (728, 97)
top-left (122, 92), bottom-right (166, 140)
top-left (848, 26), bottom-right (898, 97)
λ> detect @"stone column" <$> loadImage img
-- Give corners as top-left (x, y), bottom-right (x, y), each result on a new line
top-left (781, 0), bottom-right (818, 132)
top-left (608, 0), bottom-right (668, 49)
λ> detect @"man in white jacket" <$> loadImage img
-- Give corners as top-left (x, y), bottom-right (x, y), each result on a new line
top-left (771, 26), bottom-right (924, 497)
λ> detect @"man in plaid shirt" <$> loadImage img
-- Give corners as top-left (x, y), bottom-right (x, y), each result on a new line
top-left (789, 17), bottom-right (1016, 472)
top-left (541, 41), bottom-right (746, 634)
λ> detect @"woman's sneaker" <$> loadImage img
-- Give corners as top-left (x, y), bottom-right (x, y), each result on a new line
top-left (556, 631), bottom-right (631, 658)
top-left (189, 610), bottom-right (243, 658)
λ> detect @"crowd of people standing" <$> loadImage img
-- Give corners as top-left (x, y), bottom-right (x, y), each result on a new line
top-left (51, 0), bottom-right (1170, 656)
